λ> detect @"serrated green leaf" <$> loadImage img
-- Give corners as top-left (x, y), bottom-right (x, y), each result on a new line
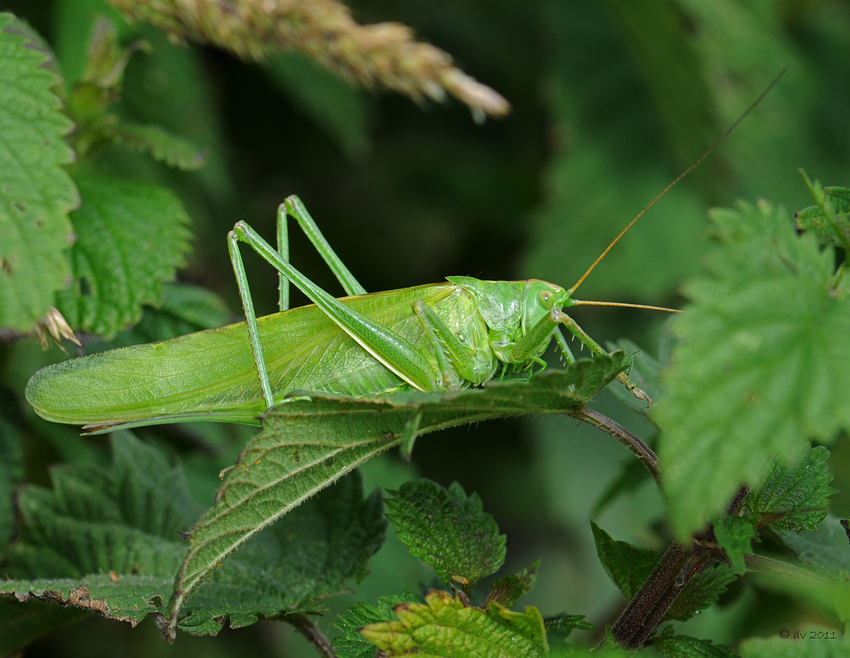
top-left (165, 354), bottom-right (631, 628)
top-left (332, 593), bottom-right (421, 658)
top-left (385, 480), bottom-right (505, 586)
top-left (0, 434), bottom-right (385, 638)
top-left (177, 470), bottom-right (386, 635)
top-left (359, 590), bottom-right (548, 657)
top-left (55, 172), bottom-right (192, 339)
top-left (485, 561), bottom-right (539, 609)
top-left (796, 186), bottom-right (850, 247)
top-left (745, 445), bottom-right (835, 533)
top-left (0, 433), bottom-right (195, 628)
top-left (590, 521), bottom-right (657, 599)
top-left (543, 613), bottom-right (595, 637)
top-left (740, 633), bottom-right (850, 658)
top-left (103, 119), bottom-right (208, 170)
top-left (714, 514), bottom-right (760, 575)
top-left (664, 564), bottom-right (736, 622)
top-left (654, 627), bottom-right (738, 658)
top-left (655, 199), bottom-right (850, 538)
top-left (0, 13), bottom-right (78, 331)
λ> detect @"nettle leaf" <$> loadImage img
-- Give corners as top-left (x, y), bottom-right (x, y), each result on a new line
top-left (744, 445), bottom-right (835, 533)
top-left (103, 119), bottom-right (208, 171)
top-left (332, 593), bottom-right (420, 658)
top-left (655, 199), bottom-right (850, 538)
top-left (385, 480), bottom-right (505, 586)
top-left (0, 13), bottom-right (78, 331)
top-left (177, 470), bottom-right (386, 636)
top-left (165, 355), bottom-right (631, 629)
top-left (55, 172), bottom-right (192, 339)
top-left (0, 434), bottom-right (385, 639)
top-left (484, 561), bottom-right (539, 609)
top-left (590, 521), bottom-right (656, 599)
top-left (359, 590), bottom-right (548, 657)
top-left (664, 564), bottom-right (736, 622)
top-left (654, 627), bottom-right (737, 658)
top-left (713, 514), bottom-right (760, 575)
top-left (543, 613), bottom-right (596, 637)
top-left (0, 433), bottom-right (195, 628)
top-left (796, 186), bottom-right (850, 247)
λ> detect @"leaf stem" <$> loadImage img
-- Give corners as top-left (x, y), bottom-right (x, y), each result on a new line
top-left (288, 614), bottom-right (337, 658)
top-left (743, 553), bottom-right (834, 586)
top-left (572, 407), bottom-right (660, 484)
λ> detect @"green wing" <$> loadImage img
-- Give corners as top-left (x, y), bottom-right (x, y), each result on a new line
top-left (25, 283), bottom-right (470, 430)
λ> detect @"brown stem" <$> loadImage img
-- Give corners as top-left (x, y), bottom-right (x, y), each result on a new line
top-left (610, 486), bottom-right (749, 649)
top-left (572, 406), bottom-right (661, 485)
top-left (288, 614), bottom-right (336, 658)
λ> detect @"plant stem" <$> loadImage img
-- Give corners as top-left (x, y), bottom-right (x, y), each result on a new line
top-left (744, 553), bottom-right (834, 586)
top-left (610, 486), bottom-right (749, 649)
top-left (288, 614), bottom-right (336, 658)
top-left (610, 541), bottom-right (694, 648)
top-left (572, 406), bottom-right (660, 484)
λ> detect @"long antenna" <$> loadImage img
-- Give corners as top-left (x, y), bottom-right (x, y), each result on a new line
top-left (568, 64), bottom-right (790, 295)
top-left (572, 300), bottom-right (682, 313)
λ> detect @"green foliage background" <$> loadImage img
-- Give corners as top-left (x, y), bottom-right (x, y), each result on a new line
top-left (1, 0), bottom-right (849, 655)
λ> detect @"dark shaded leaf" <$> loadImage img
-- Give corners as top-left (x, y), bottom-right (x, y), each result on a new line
top-left (590, 521), bottom-right (656, 599)
top-left (485, 561), bottom-right (539, 609)
top-left (664, 564), bottom-right (737, 622)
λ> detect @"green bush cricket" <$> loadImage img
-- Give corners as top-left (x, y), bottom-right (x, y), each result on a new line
top-left (25, 73), bottom-right (785, 434)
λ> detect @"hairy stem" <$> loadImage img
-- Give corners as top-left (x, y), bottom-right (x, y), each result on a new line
top-left (610, 486), bottom-right (749, 649)
top-left (288, 614), bottom-right (336, 658)
top-left (572, 406), bottom-right (661, 484)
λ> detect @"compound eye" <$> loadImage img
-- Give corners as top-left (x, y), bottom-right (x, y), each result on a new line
top-left (538, 289), bottom-right (555, 309)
